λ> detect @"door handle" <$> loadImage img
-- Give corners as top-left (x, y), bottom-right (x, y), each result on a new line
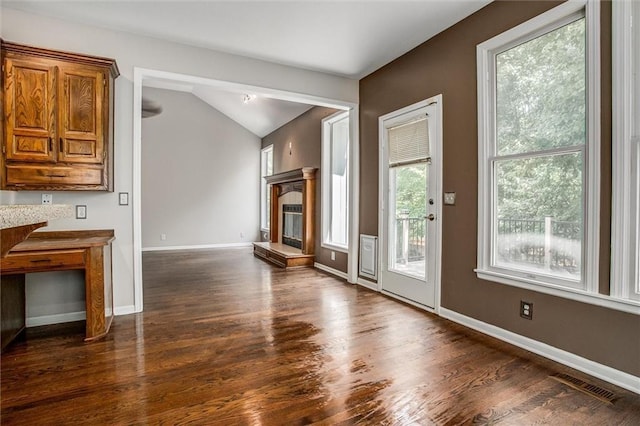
top-left (49, 137), bottom-right (53, 152)
top-left (59, 137), bottom-right (64, 151)
top-left (426, 214), bottom-right (436, 221)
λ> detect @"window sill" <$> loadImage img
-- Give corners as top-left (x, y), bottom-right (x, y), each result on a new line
top-left (321, 242), bottom-right (348, 254)
top-left (475, 268), bottom-right (640, 315)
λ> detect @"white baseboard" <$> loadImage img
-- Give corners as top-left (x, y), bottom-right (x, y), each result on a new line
top-left (356, 277), bottom-right (378, 291)
top-left (439, 307), bottom-right (640, 395)
top-left (114, 305), bottom-right (136, 316)
top-left (27, 311), bottom-right (86, 327)
top-left (25, 305), bottom-right (135, 327)
top-left (314, 262), bottom-right (348, 280)
top-left (142, 242), bottom-right (252, 252)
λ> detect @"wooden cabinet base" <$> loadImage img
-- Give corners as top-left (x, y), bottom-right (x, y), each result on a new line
top-left (0, 230), bottom-right (115, 348)
top-left (253, 242), bottom-right (314, 268)
top-left (1, 274), bottom-right (26, 352)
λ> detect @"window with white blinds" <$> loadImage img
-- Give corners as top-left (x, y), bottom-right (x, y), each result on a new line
top-left (388, 117), bottom-right (429, 166)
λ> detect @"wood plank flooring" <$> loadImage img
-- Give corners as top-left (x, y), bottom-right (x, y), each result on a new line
top-left (2, 247), bottom-right (639, 424)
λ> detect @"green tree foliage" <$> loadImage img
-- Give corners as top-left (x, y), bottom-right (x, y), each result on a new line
top-left (394, 164), bottom-right (426, 218)
top-left (495, 18), bottom-right (585, 223)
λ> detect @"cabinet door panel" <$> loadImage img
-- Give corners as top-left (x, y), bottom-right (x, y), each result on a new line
top-left (4, 59), bottom-right (56, 162)
top-left (66, 139), bottom-right (96, 157)
top-left (58, 67), bottom-right (104, 164)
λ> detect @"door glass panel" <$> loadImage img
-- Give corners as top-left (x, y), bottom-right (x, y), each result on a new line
top-left (388, 163), bottom-right (427, 279)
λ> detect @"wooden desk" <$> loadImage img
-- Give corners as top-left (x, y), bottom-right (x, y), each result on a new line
top-left (1, 230), bottom-right (115, 350)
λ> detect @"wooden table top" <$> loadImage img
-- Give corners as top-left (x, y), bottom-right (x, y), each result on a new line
top-left (7, 230), bottom-right (115, 253)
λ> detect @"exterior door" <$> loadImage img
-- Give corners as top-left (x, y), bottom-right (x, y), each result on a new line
top-left (379, 97), bottom-right (441, 309)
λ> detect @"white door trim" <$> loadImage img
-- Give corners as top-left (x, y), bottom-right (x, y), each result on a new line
top-left (377, 95), bottom-right (443, 314)
top-left (132, 67), bottom-right (360, 313)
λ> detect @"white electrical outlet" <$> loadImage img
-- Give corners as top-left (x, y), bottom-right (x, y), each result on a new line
top-left (41, 194), bottom-right (53, 205)
top-left (161, 234), bottom-right (166, 241)
top-left (331, 251), bottom-right (335, 261)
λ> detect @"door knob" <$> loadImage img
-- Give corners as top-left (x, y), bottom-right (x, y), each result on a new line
top-left (426, 214), bottom-right (436, 221)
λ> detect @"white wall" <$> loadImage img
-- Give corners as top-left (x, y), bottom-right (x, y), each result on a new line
top-left (0, 7), bottom-right (358, 319)
top-left (141, 87), bottom-right (260, 249)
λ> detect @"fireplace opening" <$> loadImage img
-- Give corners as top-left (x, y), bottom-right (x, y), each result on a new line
top-left (282, 204), bottom-right (303, 249)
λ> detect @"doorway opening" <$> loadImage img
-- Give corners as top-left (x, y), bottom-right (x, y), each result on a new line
top-left (132, 67), bottom-right (359, 313)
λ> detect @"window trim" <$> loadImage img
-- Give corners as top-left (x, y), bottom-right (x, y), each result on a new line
top-left (476, 1), bottom-right (613, 306)
top-left (611, 0), bottom-right (640, 302)
top-left (260, 145), bottom-right (273, 232)
top-left (321, 110), bottom-right (350, 252)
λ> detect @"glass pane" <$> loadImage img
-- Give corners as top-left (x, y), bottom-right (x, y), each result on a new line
top-left (494, 153), bottom-right (583, 280)
top-left (261, 148), bottom-right (273, 230)
top-left (635, 143), bottom-right (640, 295)
top-left (389, 163), bottom-right (427, 279)
top-left (266, 150), bottom-right (273, 228)
top-left (496, 18), bottom-right (585, 155)
top-left (329, 116), bottom-right (349, 246)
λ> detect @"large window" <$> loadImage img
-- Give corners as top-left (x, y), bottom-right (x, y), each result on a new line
top-left (322, 111), bottom-right (350, 250)
top-left (260, 145), bottom-right (273, 231)
top-left (612, 0), bottom-right (640, 302)
top-left (476, 2), bottom-right (600, 294)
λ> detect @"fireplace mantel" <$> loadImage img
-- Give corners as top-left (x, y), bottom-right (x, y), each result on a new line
top-left (265, 167), bottom-right (317, 185)
top-left (254, 167), bottom-right (317, 268)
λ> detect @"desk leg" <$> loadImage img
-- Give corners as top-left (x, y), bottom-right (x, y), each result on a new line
top-left (84, 246), bottom-right (112, 341)
top-left (1, 274), bottom-right (26, 351)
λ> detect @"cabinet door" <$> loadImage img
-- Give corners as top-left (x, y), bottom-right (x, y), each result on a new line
top-left (58, 66), bottom-right (105, 164)
top-left (4, 58), bottom-right (56, 163)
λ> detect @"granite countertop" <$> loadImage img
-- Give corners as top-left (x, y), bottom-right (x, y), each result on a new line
top-left (0, 204), bottom-right (74, 229)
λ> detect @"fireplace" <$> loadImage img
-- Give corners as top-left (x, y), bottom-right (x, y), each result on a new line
top-left (282, 204), bottom-right (303, 249)
top-left (253, 167), bottom-right (317, 268)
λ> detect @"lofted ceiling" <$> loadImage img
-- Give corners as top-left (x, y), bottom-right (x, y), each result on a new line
top-left (3, 0), bottom-right (491, 137)
top-left (143, 78), bottom-right (314, 138)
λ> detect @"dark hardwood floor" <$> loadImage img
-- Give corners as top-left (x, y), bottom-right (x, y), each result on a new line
top-left (2, 248), bottom-right (639, 424)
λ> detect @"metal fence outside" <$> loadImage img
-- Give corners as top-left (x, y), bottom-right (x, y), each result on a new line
top-left (497, 217), bottom-right (581, 274)
top-left (395, 217), bottom-right (425, 264)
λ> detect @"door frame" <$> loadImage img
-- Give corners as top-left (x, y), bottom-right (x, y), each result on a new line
top-left (132, 67), bottom-right (360, 313)
top-left (377, 95), bottom-right (443, 314)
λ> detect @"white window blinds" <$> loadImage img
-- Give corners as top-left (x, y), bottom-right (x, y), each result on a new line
top-left (388, 117), bottom-right (429, 166)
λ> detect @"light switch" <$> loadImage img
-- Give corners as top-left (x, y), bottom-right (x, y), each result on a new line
top-left (444, 192), bottom-right (456, 205)
top-left (119, 192), bottom-right (129, 206)
top-left (76, 205), bottom-right (87, 219)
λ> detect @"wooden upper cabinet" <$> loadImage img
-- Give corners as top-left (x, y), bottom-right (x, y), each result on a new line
top-left (1, 41), bottom-right (119, 191)
top-left (58, 66), bottom-right (104, 165)
top-left (4, 58), bottom-right (57, 163)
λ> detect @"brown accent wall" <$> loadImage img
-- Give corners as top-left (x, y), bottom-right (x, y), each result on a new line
top-left (262, 106), bottom-right (348, 273)
top-left (359, 1), bottom-right (640, 376)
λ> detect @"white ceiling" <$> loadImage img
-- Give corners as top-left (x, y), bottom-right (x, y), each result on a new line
top-left (144, 78), bottom-right (314, 138)
top-left (3, 0), bottom-right (491, 137)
